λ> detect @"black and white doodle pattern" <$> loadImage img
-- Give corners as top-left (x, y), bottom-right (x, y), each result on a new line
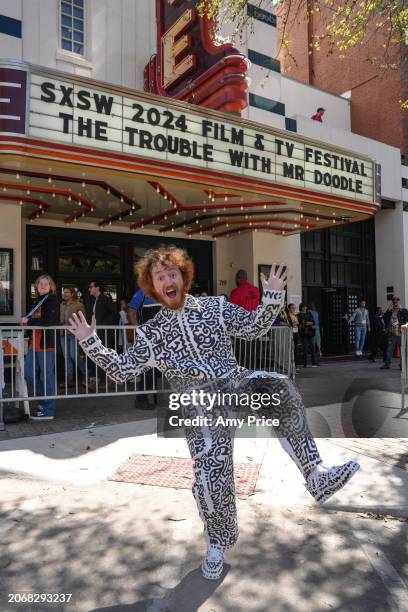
top-left (80, 292), bottom-right (322, 549)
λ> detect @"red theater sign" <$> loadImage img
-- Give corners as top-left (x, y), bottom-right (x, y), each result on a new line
top-left (144, 0), bottom-right (249, 113)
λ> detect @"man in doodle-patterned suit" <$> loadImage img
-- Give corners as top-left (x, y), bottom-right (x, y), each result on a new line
top-left (68, 246), bottom-right (359, 580)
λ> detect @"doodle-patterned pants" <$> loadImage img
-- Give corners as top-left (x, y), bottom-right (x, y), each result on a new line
top-left (183, 372), bottom-right (322, 550)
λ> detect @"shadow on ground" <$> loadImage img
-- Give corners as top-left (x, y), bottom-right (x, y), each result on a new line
top-left (0, 456), bottom-right (407, 612)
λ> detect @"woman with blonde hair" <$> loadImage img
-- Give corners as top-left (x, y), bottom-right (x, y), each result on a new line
top-left (20, 274), bottom-right (59, 420)
top-left (60, 287), bottom-right (86, 387)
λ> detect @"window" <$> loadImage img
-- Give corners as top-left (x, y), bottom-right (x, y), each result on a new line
top-left (58, 242), bottom-right (120, 274)
top-left (285, 117), bottom-right (297, 133)
top-left (247, 4), bottom-right (277, 27)
top-left (248, 50), bottom-right (281, 73)
top-left (249, 93), bottom-right (285, 116)
top-left (60, 0), bottom-right (85, 55)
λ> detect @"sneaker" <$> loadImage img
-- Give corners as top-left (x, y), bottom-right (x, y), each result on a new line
top-left (201, 546), bottom-right (224, 580)
top-left (312, 365), bottom-right (318, 368)
top-left (30, 410), bottom-right (54, 421)
top-left (305, 461), bottom-right (360, 504)
top-left (380, 364), bottom-right (390, 370)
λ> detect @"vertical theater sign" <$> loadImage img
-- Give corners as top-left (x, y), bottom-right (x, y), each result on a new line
top-left (144, 0), bottom-right (250, 113)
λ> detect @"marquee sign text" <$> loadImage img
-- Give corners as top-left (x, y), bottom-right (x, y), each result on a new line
top-left (28, 75), bottom-right (374, 202)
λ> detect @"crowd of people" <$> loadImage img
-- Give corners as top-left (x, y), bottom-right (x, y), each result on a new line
top-left (19, 270), bottom-right (408, 420)
top-left (228, 270), bottom-right (408, 372)
top-left (348, 297), bottom-right (408, 368)
top-left (19, 274), bottom-right (152, 420)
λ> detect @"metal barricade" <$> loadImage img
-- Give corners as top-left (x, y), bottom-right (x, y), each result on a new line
top-left (0, 325), bottom-right (295, 412)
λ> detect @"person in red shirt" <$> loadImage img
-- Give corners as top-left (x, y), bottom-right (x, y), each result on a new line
top-left (229, 269), bottom-right (260, 311)
top-left (311, 107), bottom-right (325, 122)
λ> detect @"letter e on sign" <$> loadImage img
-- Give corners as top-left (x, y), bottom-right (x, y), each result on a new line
top-left (0, 68), bottom-right (27, 134)
top-left (162, 8), bottom-right (196, 89)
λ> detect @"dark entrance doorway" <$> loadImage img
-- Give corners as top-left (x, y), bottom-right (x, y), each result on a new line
top-left (301, 219), bottom-right (376, 355)
top-left (26, 226), bottom-right (213, 312)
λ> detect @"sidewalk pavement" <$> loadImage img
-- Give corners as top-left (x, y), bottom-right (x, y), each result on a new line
top-left (1, 360), bottom-right (408, 611)
top-left (1, 420), bottom-right (408, 612)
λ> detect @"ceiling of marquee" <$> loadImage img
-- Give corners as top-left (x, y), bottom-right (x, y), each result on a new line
top-left (0, 156), bottom-right (365, 238)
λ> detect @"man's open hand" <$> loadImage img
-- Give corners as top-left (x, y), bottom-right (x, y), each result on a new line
top-left (67, 311), bottom-right (96, 342)
top-left (260, 264), bottom-right (287, 293)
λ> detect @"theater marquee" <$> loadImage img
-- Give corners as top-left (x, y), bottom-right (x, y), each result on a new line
top-left (28, 74), bottom-right (374, 204)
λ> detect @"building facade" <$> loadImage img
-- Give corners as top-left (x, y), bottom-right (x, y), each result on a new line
top-left (0, 0), bottom-right (404, 353)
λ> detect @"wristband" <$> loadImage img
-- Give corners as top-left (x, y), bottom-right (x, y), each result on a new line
top-left (262, 289), bottom-right (285, 305)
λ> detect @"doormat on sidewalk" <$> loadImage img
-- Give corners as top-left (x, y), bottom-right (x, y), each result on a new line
top-left (108, 454), bottom-right (261, 495)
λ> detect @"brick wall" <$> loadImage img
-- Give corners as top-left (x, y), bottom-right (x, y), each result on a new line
top-left (277, 0), bottom-right (405, 153)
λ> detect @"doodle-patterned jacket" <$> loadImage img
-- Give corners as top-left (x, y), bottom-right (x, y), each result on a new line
top-left (79, 290), bottom-right (285, 391)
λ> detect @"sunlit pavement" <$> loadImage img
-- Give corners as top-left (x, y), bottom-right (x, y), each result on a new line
top-left (0, 360), bottom-right (407, 611)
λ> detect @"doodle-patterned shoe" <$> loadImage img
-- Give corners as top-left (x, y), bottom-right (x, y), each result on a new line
top-left (306, 461), bottom-right (360, 504)
top-left (201, 546), bottom-right (224, 580)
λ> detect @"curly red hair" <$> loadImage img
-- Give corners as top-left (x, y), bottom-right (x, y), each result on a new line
top-left (136, 245), bottom-right (194, 299)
